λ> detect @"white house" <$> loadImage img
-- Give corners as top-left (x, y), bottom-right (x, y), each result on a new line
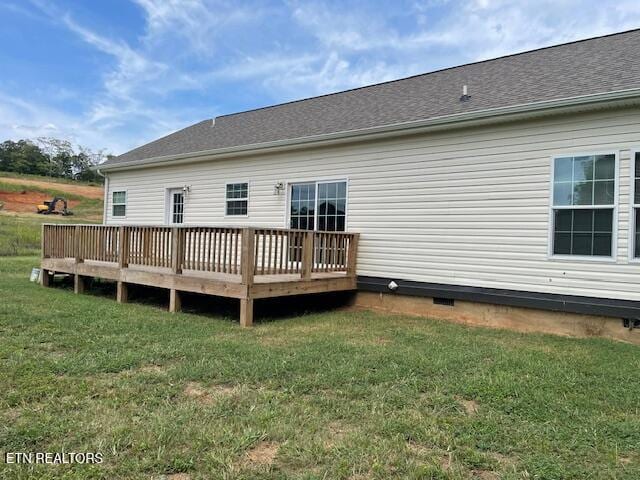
top-left (97, 30), bottom-right (640, 338)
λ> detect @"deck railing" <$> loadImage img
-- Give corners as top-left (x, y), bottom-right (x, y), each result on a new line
top-left (42, 224), bottom-right (359, 281)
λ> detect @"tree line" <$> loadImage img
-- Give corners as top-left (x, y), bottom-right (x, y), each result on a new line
top-left (0, 138), bottom-right (112, 183)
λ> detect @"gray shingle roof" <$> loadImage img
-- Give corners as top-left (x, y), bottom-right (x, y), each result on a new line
top-left (108, 29), bottom-right (640, 165)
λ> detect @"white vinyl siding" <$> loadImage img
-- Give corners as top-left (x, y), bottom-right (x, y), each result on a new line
top-left (105, 108), bottom-right (640, 302)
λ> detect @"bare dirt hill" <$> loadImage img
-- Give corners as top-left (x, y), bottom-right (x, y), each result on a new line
top-left (0, 176), bottom-right (103, 199)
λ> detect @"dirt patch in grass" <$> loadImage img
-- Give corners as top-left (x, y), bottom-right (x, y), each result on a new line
top-left (347, 336), bottom-right (392, 346)
top-left (458, 398), bottom-right (479, 415)
top-left (491, 452), bottom-right (517, 468)
top-left (257, 334), bottom-right (296, 347)
top-left (137, 364), bottom-right (168, 375)
top-left (183, 382), bottom-right (236, 404)
top-left (472, 470), bottom-right (499, 480)
top-left (243, 441), bottom-right (279, 467)
top-left (406, 440), bottom-right (433, 457)
top-left (440, 451), bottom-right (453, 471)
top-left (153, 474), bottom-right (191, 480)
top-left (324, 421), bottom-right (353, 448)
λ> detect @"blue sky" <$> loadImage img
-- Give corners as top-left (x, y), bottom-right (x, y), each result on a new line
top-left (1, 0), bottom-right (639, 155)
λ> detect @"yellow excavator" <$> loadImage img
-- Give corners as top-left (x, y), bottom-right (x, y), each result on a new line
top-left (36, 197), bottom-right (73, 216)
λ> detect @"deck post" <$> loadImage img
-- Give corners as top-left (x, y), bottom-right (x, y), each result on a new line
top-left (74, 274), bottom-right (86, 294)
top-left (118, 226), bottom-right (129, 268)
top-left (116, 281), bottom-right (128, 303)
top-left (41, 224), bottom-right (49, 260)
top-left (74, 225), bottom-right (84, 264)
top-left (40, 224), bottom-right (51, 287)
top-left (169, 289), bottom-right (181, 313)
top-left (171, 227), bottom-right (184, 274)
top-left (240, 298), bottom-right (253, 327)
top-left (347, 233), bottom-right (360, 277)
top-left (301, 231), bottom-right (314, 280)
top-left (241, 228), bottom-right (255, 286)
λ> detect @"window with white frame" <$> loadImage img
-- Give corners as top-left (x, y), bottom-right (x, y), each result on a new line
top-left (290, 180), bottom-right (347, 231)
top-left (551, 154), bottom-right (616, 257)
top-left (226, 183), bottom-right (248, 216)
top-left (633, 152), bottom-right (640, 258)
top-left (112, 191), bottom-right (126, 217)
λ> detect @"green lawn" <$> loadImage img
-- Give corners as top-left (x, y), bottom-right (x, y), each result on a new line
top-left (0, 214), bottom-right (100, 256)
top-left (1, 257), bottom-right (639, 479)
top-left (0, 171), bottom-right (103, 187)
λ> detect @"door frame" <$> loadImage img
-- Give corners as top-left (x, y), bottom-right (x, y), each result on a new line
top-left (165, 187), bottom-right (185, 225)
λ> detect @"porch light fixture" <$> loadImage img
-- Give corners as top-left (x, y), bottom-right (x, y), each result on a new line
top-left (273, 181), bottom-right (284, 195)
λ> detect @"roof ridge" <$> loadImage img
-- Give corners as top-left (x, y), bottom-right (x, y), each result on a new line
top-left (215, 27), bottom-right (640, 119)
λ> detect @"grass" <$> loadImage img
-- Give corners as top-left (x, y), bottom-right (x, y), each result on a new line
top-left (1, 257), bottom-right (639, 479)
top-left (0, 170), bottom-right (103, 187)
top-left (0, 213), bottom-right (100, 256)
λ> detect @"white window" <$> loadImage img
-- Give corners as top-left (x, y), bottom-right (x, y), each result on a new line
top-left (632, 151), bottom-right (640, 259)
top-left (550, 154), bottom-right (616, 258)
top-left (226, 183), bottom-right (248, 216)
top-left (289, 180), bottom-right (347, 231)
top-left (112, 191), bottom-right (126, 217)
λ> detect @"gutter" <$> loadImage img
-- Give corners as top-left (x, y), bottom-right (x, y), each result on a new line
top-left (99, 87), bottom-right (640, 172)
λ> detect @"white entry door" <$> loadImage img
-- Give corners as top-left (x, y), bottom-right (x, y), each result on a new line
top-left (167, 188), bottom-right (184, 224)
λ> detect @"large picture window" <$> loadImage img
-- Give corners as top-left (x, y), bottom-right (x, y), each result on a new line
top-left (633, 152), bottom-right (640, 259)
top-left (289, 180), bottom-right (347, 231)
top-left (226, 183), bottom-right (248, 216)
top-left (112, 191), bottom-right (126, 217)
top-left (551, 154), bottom-right (616, 257)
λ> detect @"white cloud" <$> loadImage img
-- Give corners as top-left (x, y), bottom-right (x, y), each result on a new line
top-left (4, 0), bottom-right (640, 155)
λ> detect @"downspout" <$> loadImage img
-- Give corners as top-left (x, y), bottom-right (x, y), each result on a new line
top-left (96, 167), bottom-right (108, 224)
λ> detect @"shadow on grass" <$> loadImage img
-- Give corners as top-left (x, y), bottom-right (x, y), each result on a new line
top-left (46, 273), bottom-right (354, 324)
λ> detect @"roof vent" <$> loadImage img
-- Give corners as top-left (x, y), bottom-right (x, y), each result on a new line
top-left (460, 85), bottom-right (471, 102)
top-left (211, 118), bottom-right (216, 126)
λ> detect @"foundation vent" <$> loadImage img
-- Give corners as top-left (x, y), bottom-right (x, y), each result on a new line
top-left (433, 297), bottom-right (455, 307)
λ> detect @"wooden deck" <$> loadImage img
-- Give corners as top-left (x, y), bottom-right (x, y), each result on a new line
top-left (41, 225), bottom-right (359, 326)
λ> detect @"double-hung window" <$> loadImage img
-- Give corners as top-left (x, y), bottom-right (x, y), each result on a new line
top-left (112, 191), bottom-right (126, 217)
top-left (633, 151), bottom-right (640, 259)
top-left (551, 154), bottom-right (616, 257)
top-left (226, 183), bottom-right (248, 216)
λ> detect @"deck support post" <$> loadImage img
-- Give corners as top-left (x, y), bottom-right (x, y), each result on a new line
top-left (74, 274), bottom-right (86, 294)
top-left (169, 288), bottom-right (181, 313)
top-left (240, 298), bottom-right (253, 327)
top-left (301, 231), bottom-right (314, 280)
top-left (116, 281), bottom-right (128, 303)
